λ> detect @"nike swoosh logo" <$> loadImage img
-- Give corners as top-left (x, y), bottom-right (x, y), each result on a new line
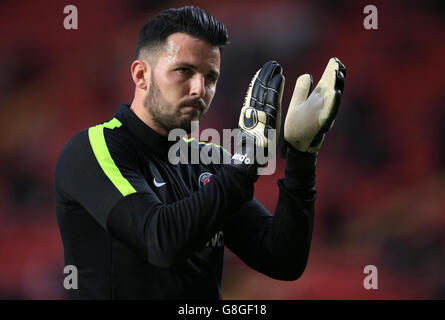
top-left (153, 178), bottom-right (166, 187)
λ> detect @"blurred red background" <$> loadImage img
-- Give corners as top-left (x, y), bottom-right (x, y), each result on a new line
top-left (0, 0), bottom-right (444, 299)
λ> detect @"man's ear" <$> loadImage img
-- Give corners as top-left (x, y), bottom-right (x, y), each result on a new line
top-left (131, 60), bottom-right (151, 90)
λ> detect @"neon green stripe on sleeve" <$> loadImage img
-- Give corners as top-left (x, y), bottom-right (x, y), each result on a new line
top-left (88, 118), bottom-right (136, 197)
top-left (182, 137), bottom-right (232, 156)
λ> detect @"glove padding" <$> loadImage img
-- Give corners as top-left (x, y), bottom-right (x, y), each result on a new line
top-left (232, 60), bottom-right (285, 179)
top-left (284, 57), bottom-right (346, 153)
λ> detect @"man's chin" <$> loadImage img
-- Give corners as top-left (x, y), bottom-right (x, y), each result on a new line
top-left (170, 118), bottom-right (199, 134)
top-left (180, 112), bottom-right (201, 124)
top-left (181, 109), bottom-right (200, 119)
top-left (158, 112), bottom-right (203, 134)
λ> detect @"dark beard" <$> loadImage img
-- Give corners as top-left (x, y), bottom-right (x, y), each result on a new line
top-left (144, 76), bottom-right (196, 134)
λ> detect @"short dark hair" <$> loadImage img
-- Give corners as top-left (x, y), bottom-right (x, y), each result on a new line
top-left (135, 6), bottom-right (229, 59)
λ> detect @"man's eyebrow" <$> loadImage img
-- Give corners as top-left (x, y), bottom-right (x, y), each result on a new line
top-left (173, 62), bottom-right (220, 78)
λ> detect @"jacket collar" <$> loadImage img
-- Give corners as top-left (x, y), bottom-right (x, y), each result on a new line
top-left (115, 104), bottom-right (179, 153)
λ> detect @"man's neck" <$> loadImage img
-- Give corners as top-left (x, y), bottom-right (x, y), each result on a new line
top-left (129, 101), bottom-right (168, 137)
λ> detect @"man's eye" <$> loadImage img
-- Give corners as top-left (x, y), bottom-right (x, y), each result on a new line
top-left (177, 68), bottom-right (190, 74)
top-left (205, 74), bottom-right (217, 83)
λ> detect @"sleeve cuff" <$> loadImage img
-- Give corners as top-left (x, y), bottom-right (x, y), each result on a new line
top-left (283, 146), bottom-right (317, 194)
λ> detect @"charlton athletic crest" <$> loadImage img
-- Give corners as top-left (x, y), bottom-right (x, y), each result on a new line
top-left (198, 172), bottom-right (212, 187)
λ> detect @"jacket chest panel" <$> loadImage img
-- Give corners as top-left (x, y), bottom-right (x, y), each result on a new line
top-left (144, 159), bottom-right (206, 203)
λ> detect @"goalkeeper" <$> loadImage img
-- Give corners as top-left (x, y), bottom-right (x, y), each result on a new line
top-left (54, 6), bottom-right (346, 299)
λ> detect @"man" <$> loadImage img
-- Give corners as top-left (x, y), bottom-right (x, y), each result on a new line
top-left (54, 6), bottom-right (346, 299)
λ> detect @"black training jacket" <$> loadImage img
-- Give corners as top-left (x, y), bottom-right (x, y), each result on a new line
top-left (54, 104), bottom-right (317, 299)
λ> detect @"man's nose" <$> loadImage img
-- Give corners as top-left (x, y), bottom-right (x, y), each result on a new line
top-left (189, 74), bottom-right (206, 98)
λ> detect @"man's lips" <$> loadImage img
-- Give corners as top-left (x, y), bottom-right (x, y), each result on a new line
top-left (182, 105), bottom-right (199, 110)
top-left (180, 99), bottom-right (205, 113)
top-left (181, 105), bottom-right (202, 113)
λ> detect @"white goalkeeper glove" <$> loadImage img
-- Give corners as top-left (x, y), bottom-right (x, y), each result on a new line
top-left (284, 57), bottom-right (346, 153)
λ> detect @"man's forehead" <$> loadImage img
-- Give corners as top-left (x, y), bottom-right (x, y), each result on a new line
top-left (161, 32), bottom-right (220, 67)
top-left (164, 32), bottom-right (215, 49)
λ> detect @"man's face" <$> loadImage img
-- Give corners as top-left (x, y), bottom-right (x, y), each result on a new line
top-left (144, 32), bottom-right (221, 133)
